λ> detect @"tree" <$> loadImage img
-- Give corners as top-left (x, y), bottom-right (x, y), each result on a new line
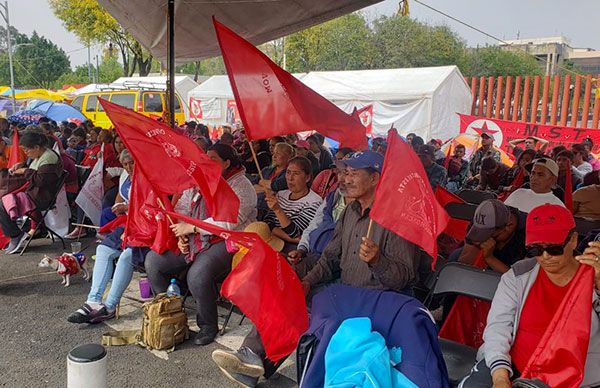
top-left (176, 57), bottom-right (227, 78)
top-left (49, 0), bottom-right (152, 76)
top-left (285, 13), bottom-right (374, 72)
top-left (463, 46), bottom-right (544, 77)
top-left (371, 16), bottom-right (467, 69)
top-left (54, 56), bottom-right (124, 87)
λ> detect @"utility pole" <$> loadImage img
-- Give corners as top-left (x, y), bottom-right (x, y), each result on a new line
top-left (87, 44), bottom-right (92, 82)
top-left (95, 54), bottom-right (99, 83)
top-left (0, 1), bottom-right (16, 113)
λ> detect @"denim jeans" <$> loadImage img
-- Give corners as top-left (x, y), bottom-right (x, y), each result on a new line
top-left (86, 245), bottom-right (135, 311)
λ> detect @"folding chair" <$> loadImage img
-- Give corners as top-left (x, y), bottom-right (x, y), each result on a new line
top-left (425, 263), bottom-right (502, 387)
top-left (444, 202), bottom-right (477, 221)
top-left (19, 171), bottom-right (68, 256)
top-left (457, 189), bottom-right (496, 205)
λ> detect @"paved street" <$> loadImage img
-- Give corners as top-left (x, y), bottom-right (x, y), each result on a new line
top-left (0, 236), bottom-right (297, 387)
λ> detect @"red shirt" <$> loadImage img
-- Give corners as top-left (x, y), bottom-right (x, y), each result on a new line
top-left (511, 269), bottom-right (571, 372)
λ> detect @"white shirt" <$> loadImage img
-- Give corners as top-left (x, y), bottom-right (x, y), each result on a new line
top-left (504, 188), bottom-right (565, 213)
top-left (575, 161), bottom-right (593, 176)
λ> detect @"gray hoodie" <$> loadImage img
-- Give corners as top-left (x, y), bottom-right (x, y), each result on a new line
top-left (479, 258), bottom-right (600, 387)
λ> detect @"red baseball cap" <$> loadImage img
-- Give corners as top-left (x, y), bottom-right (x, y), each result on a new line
top-left (295, 140), bottom-right (310, 150)
top-left (526, 204), bottom-right (575, 246)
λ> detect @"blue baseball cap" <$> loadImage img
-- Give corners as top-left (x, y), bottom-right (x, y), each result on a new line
top-left (340, 150), bottom-right (384, 173)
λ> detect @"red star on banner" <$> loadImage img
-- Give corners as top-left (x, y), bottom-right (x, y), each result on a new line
top-left (472, 121), bottom-right (498, 137)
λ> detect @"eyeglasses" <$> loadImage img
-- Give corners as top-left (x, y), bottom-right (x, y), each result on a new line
top-left (525, 244), bottom-right (565, 258)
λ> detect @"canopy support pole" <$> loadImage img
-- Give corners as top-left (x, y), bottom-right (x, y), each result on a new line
top-left (166, 0), bottom-right (175, 128)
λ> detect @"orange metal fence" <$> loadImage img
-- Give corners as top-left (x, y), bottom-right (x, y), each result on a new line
top-left (465, 75), bottom-right (600, 129)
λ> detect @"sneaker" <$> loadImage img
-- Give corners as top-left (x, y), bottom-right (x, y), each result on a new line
top-left (67, 303), bottom-right (96, 324)
top-left (212, 347), bottom-right (265, 378)
top-left (6, 233), bottom-right (29, 255)
top-left (87, 306), bottom-right (116, 324)
top-left (216, 366), bottom-right (258, 388)
top-left (64, 227), bottom-right (85, 240)
top-left (194, 327), bottom-right (218, 346)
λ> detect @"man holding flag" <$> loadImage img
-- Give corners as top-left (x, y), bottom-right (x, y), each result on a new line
top-left (460, 204), bottom-right (600, 388)
top-left (211, 150), bottom-right (420, 387)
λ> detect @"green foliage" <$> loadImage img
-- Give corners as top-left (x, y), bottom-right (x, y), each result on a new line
top-left (54, 56), bottom-right (125, 87)
top-left (0, 30), bottom-right (70, 88)
top-left (463, 46), bottom-right (544, 77)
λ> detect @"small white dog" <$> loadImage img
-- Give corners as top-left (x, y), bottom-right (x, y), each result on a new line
top-left (38, 253), bottom-right (90, 287)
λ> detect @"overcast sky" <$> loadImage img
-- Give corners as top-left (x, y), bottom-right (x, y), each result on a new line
top-left (5, 0), bottom-right (600, 70)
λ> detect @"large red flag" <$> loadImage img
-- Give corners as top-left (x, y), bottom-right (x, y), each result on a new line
top-left (99, 99), bottom-right (239, 222)
top-left (8, 129), bottom-right (24, 168)
top-left (125, 167), bottom-right (178, 254)
top-left (213, 18), bottom-right (367, 151)
top-left (521, 264), bottom-right (594, 387)
top-left (434, 186), bottom-right (470, 241)
top-left (370, 129), bottom-right (449, 267)
top-left (166, 211), bottom-right (309, 362)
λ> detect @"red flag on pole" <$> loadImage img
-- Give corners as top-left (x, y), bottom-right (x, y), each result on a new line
top-left (8, 129), bottom-right (24, 168)
top-left (213, 18), bottom-right (368, 151)
top-left (355, 105), bottom-right (374, 136)
top-left (370, 129), bottom-right (449, 268)
top-left (166, 210), bottom-right (309, 362)
top-left (434, 186), bottom-right (470, 241)
top-left (124, 167), bottom-right (178, 254)
top-left (521, 265), bottom-right (594, 387)
top-left (443, 142), bottom-right (453, 170)
top-left (98, 214), bottom-right (127, 234)
top-left (99, 99), bottom-right (239, 222)
top-left (564, 160), bottom-right (573, 213)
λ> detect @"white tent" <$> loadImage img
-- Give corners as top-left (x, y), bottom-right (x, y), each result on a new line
top-left (187, 66), bottom-right (471, 140)
top-left (111, 76), bottom-right (200, 117)
top-left (300, 66), bottom-right (472, 141)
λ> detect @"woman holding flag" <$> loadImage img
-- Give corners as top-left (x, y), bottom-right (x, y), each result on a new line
top-left (145, 144), bottom-right (257, 347)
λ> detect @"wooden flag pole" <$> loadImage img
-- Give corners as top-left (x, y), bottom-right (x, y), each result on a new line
top-left (156, 197), bottom-right (175, 225)
top-left (249, 141), bottom-right (265, 181)
top-left (366, 219), bottom-right (373, 239)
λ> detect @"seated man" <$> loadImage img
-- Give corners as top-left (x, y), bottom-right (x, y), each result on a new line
top-left (573, 183), bottom-right (600, 220)
top-left (455, 199), bottom-right (526, 273)
top-left (445, 144), bottom-right (469, 193)
top-left (504, 158), bottom-right (564, 213)
top-left (211, 150), bottom-right (420, 387)
top-left (477, 157), bottom-right (511, 193)
top-left (460, 204), bottom-right (600, 387)
top-left (417, 144), bottom-right (447, 190)
top-left (556, 150), bottom-right (583, 191)
top-left (508, 136), bottom-right (549, 156)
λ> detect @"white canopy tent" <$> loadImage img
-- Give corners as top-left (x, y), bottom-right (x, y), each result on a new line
top-left (187, 66), bottom-right (471, 140)
top-left (300, 66), bottom-right (472, 140)
top-left (97, 0), bottom-right (383, 63)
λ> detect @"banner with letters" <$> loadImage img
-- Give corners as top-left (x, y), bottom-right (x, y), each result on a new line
top-left (459, 114), bottom-right (600, 154)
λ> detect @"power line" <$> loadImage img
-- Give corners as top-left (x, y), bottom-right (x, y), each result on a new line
top-left (412, 0), bottom-right (584, 78)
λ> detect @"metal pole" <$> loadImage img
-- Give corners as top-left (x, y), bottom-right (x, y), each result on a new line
top-left (1, 1), bottom-right (16, 113)
top-left (95, 54), bottom-right (99, 83)
top-left (87, 45), bottom-right (92, 82)
top-left (167, 0), bottom-right (175, 128)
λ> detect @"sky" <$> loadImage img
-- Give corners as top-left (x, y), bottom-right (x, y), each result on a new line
top-left (5, 0), bottom-right (600, 70)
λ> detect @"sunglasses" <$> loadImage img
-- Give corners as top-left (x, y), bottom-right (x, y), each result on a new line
top-left (525, 244), bottom-right (566, 258)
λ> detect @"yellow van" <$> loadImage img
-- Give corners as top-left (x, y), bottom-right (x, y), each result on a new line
top-left (71, 89), bottom-right (185, 129)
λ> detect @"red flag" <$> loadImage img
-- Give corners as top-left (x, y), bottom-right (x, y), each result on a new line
top-left (498, 168), bottom-right (524, 202)
top-left (100, 99), bottom-right (239, 222)
top-left (165, 211), bottom-right (309, 362)
top-left (98, 214), bottom-right (127, 234)
top-left (355, 105), bottom-right (374, 136)
top-left (434, 186), bottom-right (470, 241)
top-left (125, 167), bottom-right (178, 254)
top-left (564, 160), bottom-right (573, 213)
top-left (213, 18), bottom-right (367, 151)
top-left (8, 129), bottom-right (24, 168)
top-left (370, 129), bottom-right (449, 268)
top-left (521, 265), bottom-right (594, 387)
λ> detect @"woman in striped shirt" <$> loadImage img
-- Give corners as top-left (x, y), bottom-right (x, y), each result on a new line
top-left (264, 156), bottom-right (323, 245)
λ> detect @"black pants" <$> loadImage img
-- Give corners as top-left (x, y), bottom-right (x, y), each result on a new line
top-left (0, 203), bottom-right (22, 238)
top-left (145, 241), bottom-right (233, 332)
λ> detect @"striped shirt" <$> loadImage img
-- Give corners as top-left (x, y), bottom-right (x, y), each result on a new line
top-left (264, 189), bottom-right (323, 238)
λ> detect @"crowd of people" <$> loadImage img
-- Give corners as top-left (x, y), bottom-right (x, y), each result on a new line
top-left (0, 114), bottom-right (599, 387)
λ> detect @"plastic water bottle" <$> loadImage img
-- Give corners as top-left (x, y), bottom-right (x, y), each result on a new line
top-left (166, 278), bottom-right (181, 297)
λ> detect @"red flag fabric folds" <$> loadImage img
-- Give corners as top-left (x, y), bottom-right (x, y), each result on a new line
top-left (166, 210), bottom-right (309, 362)
top-left (8, 129), bottom-right (24, 168)
top-left (99, 99), bottom-right (239, 222)
top-left (213, 18), bottom-right (367, 151)
top-left (564, 161), bottom-right (573, 213)
top-left (370, 129), bottom-right (449, 267)
top-left (125, 168), bottom-right (178, 254)
top-left (521, 264), bottom-right (594, 388)
top-left (434, 186), bottom-right (470, 241)
top-left (98, 214), bottom-right (127, 234)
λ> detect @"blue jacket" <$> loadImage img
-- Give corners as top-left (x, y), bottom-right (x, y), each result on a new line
top-left (308, 190), bottom-right (338, 255)
top-left (299, 284), bottom-right (449, 388)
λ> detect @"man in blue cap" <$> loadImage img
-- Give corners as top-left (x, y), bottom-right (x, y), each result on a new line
top-left (212, 150), bottom-right (420, 387)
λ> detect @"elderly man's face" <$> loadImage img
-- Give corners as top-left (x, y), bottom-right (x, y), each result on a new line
top-left (529, 164), bottom-right (556, 193)
top-left (481, 135), bottom-right (494, 147)
top-left (532, 233), bottom-right (577, 275)
top-left (344, 167), bottom-right (378, 199)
